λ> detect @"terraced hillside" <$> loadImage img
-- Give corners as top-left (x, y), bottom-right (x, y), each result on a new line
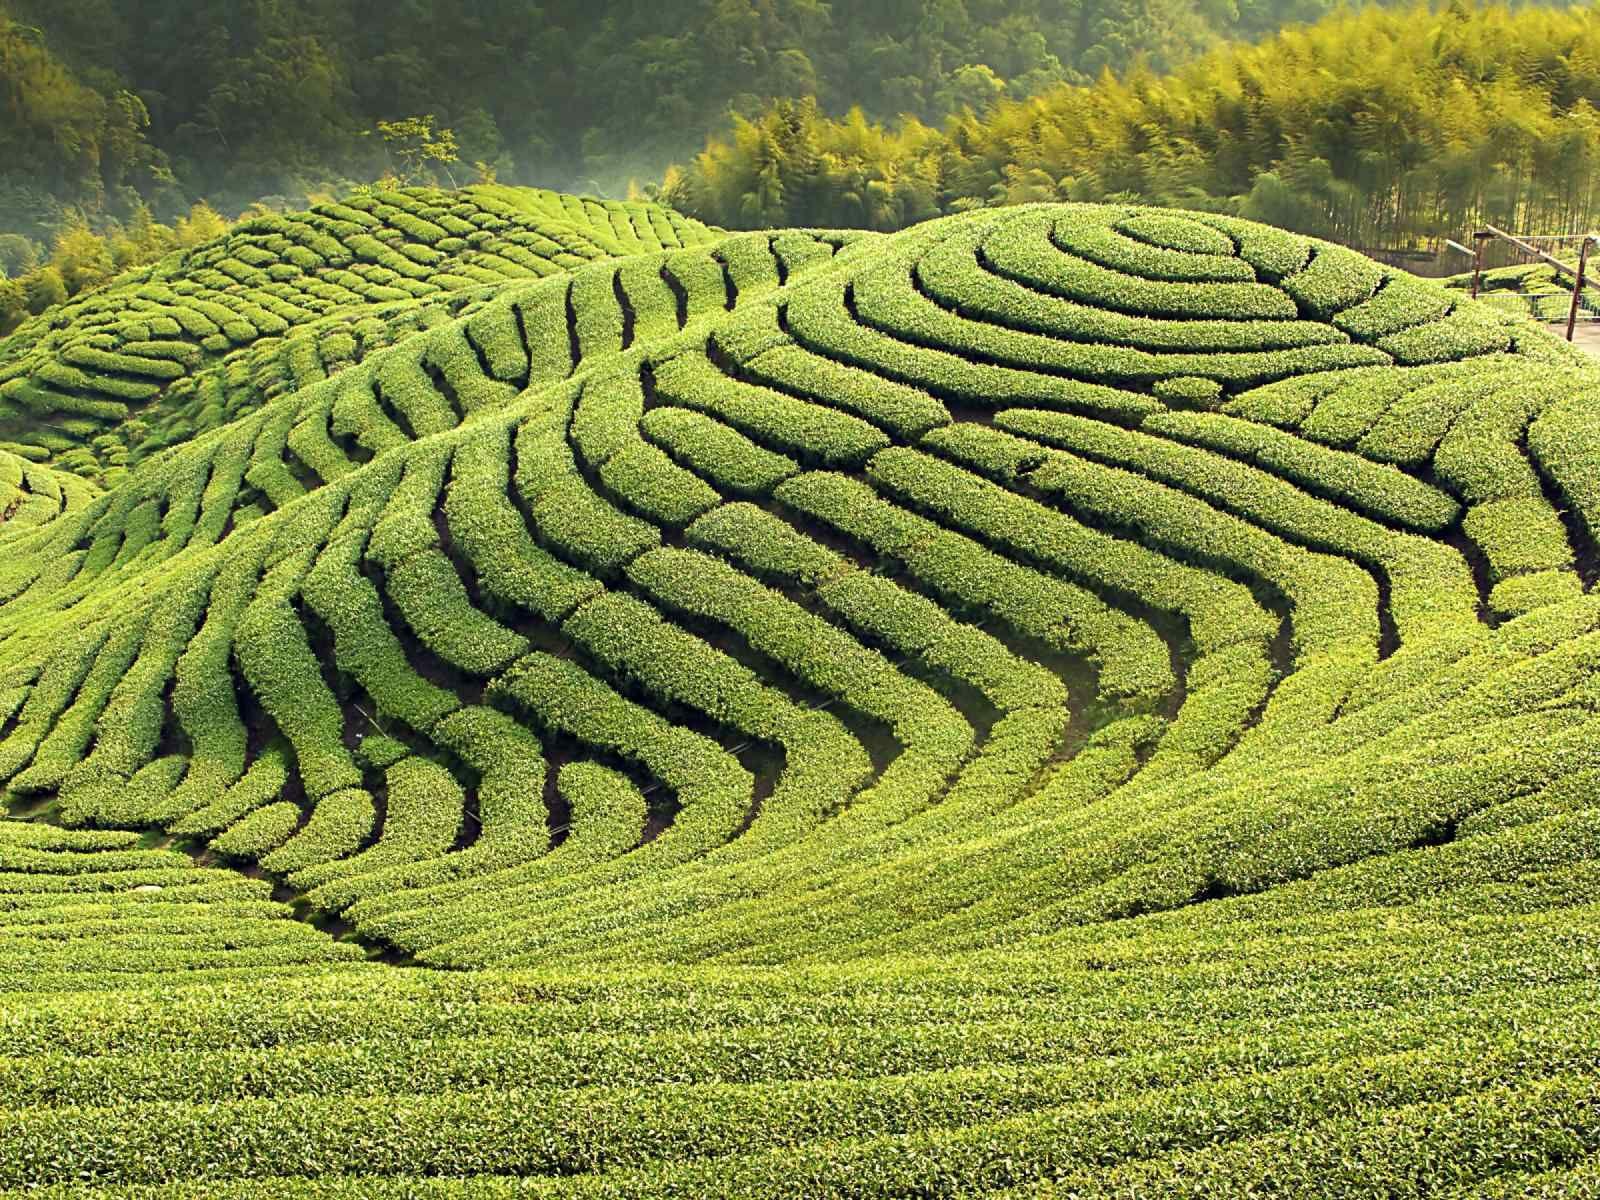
top-left (0, 186), bottom-right (718, 486)
top-left (3, 196), bottom-right (1600, 1196)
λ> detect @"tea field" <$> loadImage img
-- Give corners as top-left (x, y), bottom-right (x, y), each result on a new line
top-left (2, 187), bottom-right (1599, 1196)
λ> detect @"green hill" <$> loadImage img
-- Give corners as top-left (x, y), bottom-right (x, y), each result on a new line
top-left (2, 192), bottom-right (1600, 1195)
top-left (0, 185), bottom-right (718, 484)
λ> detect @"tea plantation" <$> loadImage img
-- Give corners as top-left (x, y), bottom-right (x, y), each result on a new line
top-left (2, 188), bottom-right (1599, 1196)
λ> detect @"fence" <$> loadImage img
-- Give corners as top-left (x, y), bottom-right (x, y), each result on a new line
top-left (1462, 227), bottom-right (1597, 342)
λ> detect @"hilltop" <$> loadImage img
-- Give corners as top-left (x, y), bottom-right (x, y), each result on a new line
top-left (1, 189), bottom-right (1599, 1194)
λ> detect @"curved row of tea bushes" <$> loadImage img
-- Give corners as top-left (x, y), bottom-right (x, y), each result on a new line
top-left (0, 817), bottom-right (362, 978)
top-left (0, 448), bottom-right (100, 536)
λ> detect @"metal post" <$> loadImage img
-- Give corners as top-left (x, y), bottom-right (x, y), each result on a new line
top-left (1566, 236), bottom-right (1593, 343)
top-left (1471, 231), bottom-right (1489, 299)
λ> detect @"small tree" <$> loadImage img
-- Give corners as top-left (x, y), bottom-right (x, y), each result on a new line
top-left (173, 201), bottom-right (230, 249)
top-left (0, 235), bottom-right (39, 277)
top-left (50, 219), bottom-right (114, 295)
top-left (0, 276), bottom-right (28, 335)
top-left (373, 115), bottom-right (460, 188)
top-left (23, 267), bottom-right (67, 315)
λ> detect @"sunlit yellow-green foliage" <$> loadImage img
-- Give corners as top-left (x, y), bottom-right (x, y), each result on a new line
top-left (372, 115), bottom-right (462, 189)
top-left (674, 102), bottom-right (947, 232)
top-left (668, 3), bottom-right (1600, 248)
top-left (0, 12), bottom-right (173, 237)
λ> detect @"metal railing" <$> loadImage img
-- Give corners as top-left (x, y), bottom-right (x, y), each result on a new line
top-left (1466, 227), bottom-right (1597, 342)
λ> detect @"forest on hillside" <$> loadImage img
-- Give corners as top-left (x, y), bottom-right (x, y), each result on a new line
top-left (662, 3), bottom-right (1600, 249)
top-left (0, 0), bottom-right (1443, 241)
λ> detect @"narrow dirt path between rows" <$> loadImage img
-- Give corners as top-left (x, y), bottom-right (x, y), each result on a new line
top-left (1550, 322), bottom-right (1600, 360)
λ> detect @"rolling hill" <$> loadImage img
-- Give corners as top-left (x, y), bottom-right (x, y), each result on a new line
top-left (2, 188), bottom-right (1599, 1196)
top-left (0, 185), bottom-right (719, 487)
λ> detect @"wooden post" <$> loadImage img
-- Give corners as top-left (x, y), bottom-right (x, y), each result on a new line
top-left (1566, 236), bottom-right (1593, 343)
top-left (1471, 231), bottom-right (1489, 299)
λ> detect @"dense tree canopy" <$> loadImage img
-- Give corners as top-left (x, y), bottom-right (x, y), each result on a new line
top-left (664, 3), bottom-right (1600, 248)
top-left (0, 14), bottom-right (177, 242)
top-left (0, 0), bottom-right (1458, 242)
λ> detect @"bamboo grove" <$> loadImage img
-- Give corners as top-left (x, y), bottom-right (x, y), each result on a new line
top-left (664, 3), bottom-right (1600, 249)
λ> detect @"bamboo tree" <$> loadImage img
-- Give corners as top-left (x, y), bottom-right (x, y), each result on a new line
top-left (669, 2), bottom-right (1600, 247)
